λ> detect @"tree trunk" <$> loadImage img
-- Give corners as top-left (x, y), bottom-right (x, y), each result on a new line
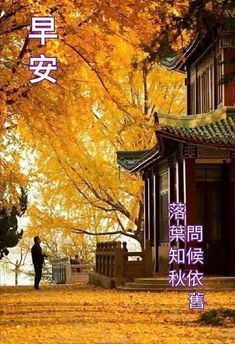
top-left (15, 270), bottom-right (18, 286)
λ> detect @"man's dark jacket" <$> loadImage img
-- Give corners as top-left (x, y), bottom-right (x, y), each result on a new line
top-left (31, 243), bottom-right (44, 266)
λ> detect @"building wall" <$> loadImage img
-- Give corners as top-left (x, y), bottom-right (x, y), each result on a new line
top-left (148, 156), bottom-right (235, 275)
top-left (188, 43), bottom-right (235, 114)
top-left (224, 48), bottom-right (235, 106)
top-left (229, 160), bottom-right (235, 274)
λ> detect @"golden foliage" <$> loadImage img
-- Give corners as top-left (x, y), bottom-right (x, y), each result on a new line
top-left (0, 0), bottom-right (187, 246)
top-left (1, 285), bottom-right (235, 344)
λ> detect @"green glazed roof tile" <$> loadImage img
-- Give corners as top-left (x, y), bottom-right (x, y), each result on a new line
top-left (117, 147), bottom-right (159, 172)
top-left (117, 107), bottom-right (235, 172)
top-left (158, 107), bottom-right (235, 146)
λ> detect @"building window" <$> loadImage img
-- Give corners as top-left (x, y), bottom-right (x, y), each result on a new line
top-left (216, 54), bottom-right (223, 106)
top-left (209, 64), bottom-right (214, 110)
top-left (196, 164), bottom-right (222, 241)
top-left (196, 164), bottom-right (222, 182)
top-left (193, 64), bottom-right (214, 114)
top-left (189, 50), bottom-right (223, 115)
top-left (191, 80), bottom-right (196, 115)
top-left (197, 74), bottom-right (202, 114)
top-left (202, 65), bottom-right (214, 113)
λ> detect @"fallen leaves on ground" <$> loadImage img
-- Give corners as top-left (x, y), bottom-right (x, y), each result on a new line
top-left (0, 284), bottom-right (235, 344)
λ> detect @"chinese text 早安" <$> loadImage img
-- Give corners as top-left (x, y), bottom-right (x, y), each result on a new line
top-left (28, 16), bottom-right (58, 84)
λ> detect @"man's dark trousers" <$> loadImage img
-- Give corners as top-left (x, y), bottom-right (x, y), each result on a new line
top-left (34, 264), bottom-right (42, 288)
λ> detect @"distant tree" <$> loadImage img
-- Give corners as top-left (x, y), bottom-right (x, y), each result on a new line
top-left (0, 188), bottom-right (27, 259)
top-left (5, 250), bottom-right (29, 286)
top-left (2, 236), bottom-right (32, 285)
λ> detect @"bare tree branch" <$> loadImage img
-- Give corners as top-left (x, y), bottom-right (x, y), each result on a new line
top-left (72, 228), bottom-right (139, 241)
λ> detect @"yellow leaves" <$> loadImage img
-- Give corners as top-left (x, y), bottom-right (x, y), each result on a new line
top-left (1, 0), bottom-right (187, 253)
top-left (1, 286), bottom-right (235, 344)
top-left (0, 92), bottom-right (7, 126)
top-left (46, 41), bottom-right (68, 65)
top-left (0, 134), bottom-right (27, 211)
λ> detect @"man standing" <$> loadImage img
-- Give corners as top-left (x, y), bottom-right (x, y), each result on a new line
top-left (31, 236), bottom-right (46, 290)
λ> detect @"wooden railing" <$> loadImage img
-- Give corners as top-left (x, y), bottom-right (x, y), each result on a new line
top-left (52, 257), bottom-right (93, 284)
top-left (95, 240), bottom-right (152, 282)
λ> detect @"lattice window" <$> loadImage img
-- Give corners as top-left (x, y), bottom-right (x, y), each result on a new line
top-left (216, 54), bottom-right (223, 106)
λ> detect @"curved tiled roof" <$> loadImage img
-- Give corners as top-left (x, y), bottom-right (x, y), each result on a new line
top-left (117, 147), bottom-right (159, 172)
top-left (117, 107), bottom-right (235, 173)
top-left (117, 150), bottom-right (149, 170)
top-left (158, 109), bottom-right (235, 147)
top-left (160, 34), bottom-right (200, 72)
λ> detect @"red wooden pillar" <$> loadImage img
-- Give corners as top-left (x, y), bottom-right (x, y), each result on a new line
top-left (229, 159), bottom-right (235, 274)
top-left (149, 170), bottom-right (154, 247)
top-left (184, 159), bottom-right (197, 272)
top-left (143, 173), bottom-right (149, 248)
top-left (153, 169), bottom-right (159, 272)
top-left (185, 159), bottom-right (197, 225)
top-left (144, 170), bottom-right (154, 249)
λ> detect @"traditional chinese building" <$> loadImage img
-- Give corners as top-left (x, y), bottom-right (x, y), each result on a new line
top-left (117, 29), bottom-right (235, 277)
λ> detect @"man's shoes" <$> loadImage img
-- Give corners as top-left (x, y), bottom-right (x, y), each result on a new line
top-left (34, 286), bottom-right (39, 290)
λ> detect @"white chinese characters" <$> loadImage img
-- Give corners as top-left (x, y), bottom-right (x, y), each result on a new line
top-left (188, 291), bottom-right (205, 310)
top-left (29, 17), bottom-right (58, 46)
top-left (169, 269), bottom-right (204, 287)
top-left (29, 55), bottom-right (57, 84)
top-left (168, 202), bottom-right (205, 310)
top-left (168, 202), bottom-right (186, 221)
top-left (28, 17), bottom-right (58, 84)
top-left (169, 247), bottom-right (204, 265)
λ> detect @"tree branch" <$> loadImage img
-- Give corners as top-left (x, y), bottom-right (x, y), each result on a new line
top-left (72, 227), bottom-right (139, 241)
top-left (63, 39), bottom-right (135, 119)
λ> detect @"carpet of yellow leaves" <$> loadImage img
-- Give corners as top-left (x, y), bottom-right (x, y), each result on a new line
top-left (0, 284), bottom-right (235, 344)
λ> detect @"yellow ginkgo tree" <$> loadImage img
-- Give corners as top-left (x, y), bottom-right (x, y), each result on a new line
top-left (1, 0), bottom-right (227, 253)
